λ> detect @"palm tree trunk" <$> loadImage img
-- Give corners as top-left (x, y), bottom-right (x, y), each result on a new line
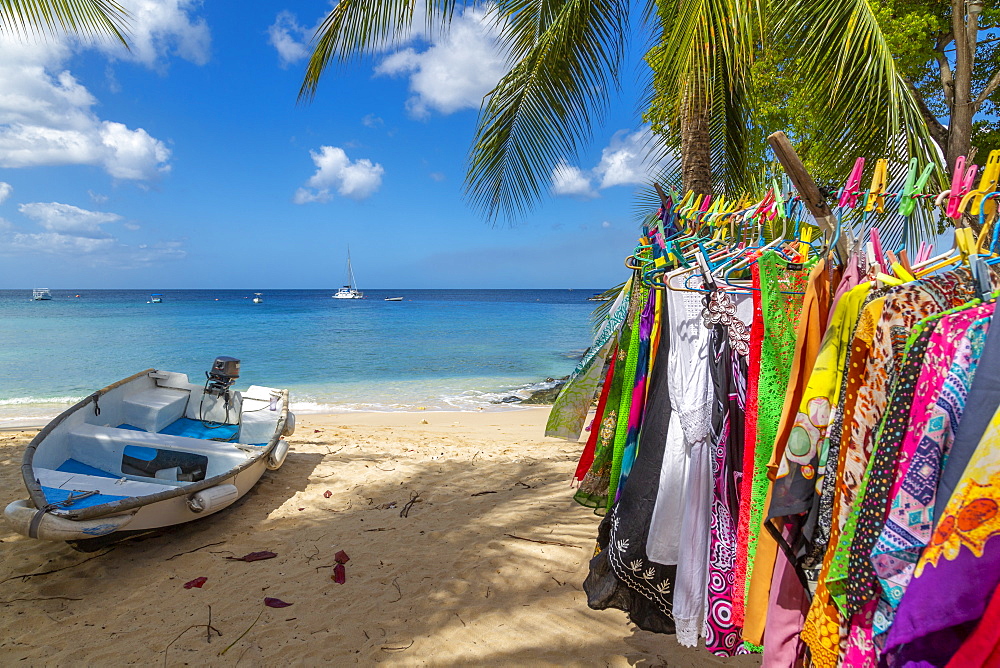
top-left (680, 79), bottom-right (713, 195)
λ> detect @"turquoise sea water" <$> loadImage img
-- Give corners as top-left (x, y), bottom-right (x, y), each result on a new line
top-left (0, 289), bottom-right (599, 425)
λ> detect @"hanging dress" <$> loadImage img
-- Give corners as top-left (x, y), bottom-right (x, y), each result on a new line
top-left (583, 289), bottom-right (678, 633)
top-left (702, 286), bottom-right (753, 656)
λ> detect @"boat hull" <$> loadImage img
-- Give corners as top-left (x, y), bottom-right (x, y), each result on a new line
top-left (4, 369), bottom-right (293, 542)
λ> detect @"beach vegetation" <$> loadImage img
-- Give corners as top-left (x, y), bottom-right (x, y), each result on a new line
top-left (0, 0), bottom-right (130, 46)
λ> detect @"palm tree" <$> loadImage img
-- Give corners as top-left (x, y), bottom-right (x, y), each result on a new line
top-left (299, 0), bottom-right (990, 220)
top-left (0, 0), bottom-right (129, 45)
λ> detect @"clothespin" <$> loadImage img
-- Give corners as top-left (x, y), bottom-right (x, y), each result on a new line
top-left (959, 150), bottom-right (1000, 216)
top-left (839, 157), bottom-right (866, 208)
top-left (864, 159), bottom-right (889, 213)
top-left (898, 161), bottom-right (935, 217)
top-left (870, 227), bottom-right (886, 268)
top-left (946, 156), bottom-right (979, 219)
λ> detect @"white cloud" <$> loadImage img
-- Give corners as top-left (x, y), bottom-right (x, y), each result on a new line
top-left (375, 5), bottom-right (509, 118)
top-left (0, 1), bottom-right (209, 181)
top-left (19, 201), bottom-right (121, 238)
top-left (429, 171), bottom-right (445, 182)
top-left (0, 182), bottom-right (11, 204)
top-left (552, 127), bottom-right (663, 198)
top-left (267, 10), bottom-right (311, 67)
top-left (362, 113), bottom-right (384, 128)
top-left (88, 190), bottom-right (109, 204)
top-left (595, 128), bottom-right (657, 188)
top-left (551, 160), bottom-right (598, 198)
top-left (0, 200), bottom-right (185, 267)
top-left (602, 220), bottom-right (612, 228)
top-left (295, 146), bottom-right (384, 203)
top-left (95, 0), bottom-right (211, 69)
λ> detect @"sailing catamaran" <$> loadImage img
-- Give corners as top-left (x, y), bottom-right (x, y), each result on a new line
top-left (332, 249), bottom-right (364, 299)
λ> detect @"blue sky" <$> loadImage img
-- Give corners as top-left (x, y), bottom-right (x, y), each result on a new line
top-left (0, 2), bottom-right (660, 290)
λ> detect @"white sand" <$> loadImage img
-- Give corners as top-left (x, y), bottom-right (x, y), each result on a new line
top-left (0, 409), bottom-right (761, 666)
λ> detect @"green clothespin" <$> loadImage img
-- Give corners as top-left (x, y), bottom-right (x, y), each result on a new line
top-left (899, 160), bottom-right (935, 217)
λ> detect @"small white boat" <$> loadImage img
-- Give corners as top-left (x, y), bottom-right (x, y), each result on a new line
top-left (33, 288), bottom-right (52, 301)
top-left (332, 249), bottom-right (364, 299)
top-left (4, 357), bottom-right (295, 544)
top-left (150, 294), bottom-right (163, 303)
top-left (252, 293), bottom-right (263, 304)
top-left (384, 297), bottom-right (403, 301)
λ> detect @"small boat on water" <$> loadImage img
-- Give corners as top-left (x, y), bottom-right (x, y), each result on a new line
top-left (384, 297), bottom-right (403, 301)
top-left (32, 288), bottom-right (52, 301)
top-left (253, 293), bottom-right (263, 304)
top-left (332, 249), bottom-right (364, 299)
top-left (4, 357), bottom-right (295, 545)
top-left (150, 294), bottom-right (163, 303)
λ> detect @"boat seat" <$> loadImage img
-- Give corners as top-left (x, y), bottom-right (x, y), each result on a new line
top-left (35, 467), bottom-right (173, 508)
top-left (122, 388), bottom-right (189, 434)
top-left (68, 424), bottom-right (249, 480)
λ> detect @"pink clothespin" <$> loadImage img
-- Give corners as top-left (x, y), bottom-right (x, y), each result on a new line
top-left (946, 156), bottom-right (979, 219)
top-left (839, 157), bottom-right (865, 208)
top-left (699, 194), bottom-right (712, 212)
top-left (870, 227), bottom-right (886, 269)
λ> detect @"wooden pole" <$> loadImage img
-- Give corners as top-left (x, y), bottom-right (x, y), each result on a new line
top-left (767, 131), bottom-right (849, 259)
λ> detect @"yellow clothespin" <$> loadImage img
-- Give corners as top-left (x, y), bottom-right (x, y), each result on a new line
top-left (865, 159), bottom-right (889, 213)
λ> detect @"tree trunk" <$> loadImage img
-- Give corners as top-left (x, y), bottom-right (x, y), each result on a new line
top-left (680, 78), bottom-right (713, 195)
top-left (944, 0), bottom-right (980, 170)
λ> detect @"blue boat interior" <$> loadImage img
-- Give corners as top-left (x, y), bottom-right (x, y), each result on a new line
top-left (44, 416), bottom-right (244, 507)
top-left (118, 417), bottom-right (240, 441)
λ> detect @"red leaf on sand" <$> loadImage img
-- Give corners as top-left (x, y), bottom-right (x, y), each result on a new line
top-left (333, 563), bottom-right (346, 584)
top-left (264, 597), bottom-right (292, 608)
top-left (183, 577), bottom-right (207, 589)
top-left (334, 550), bottom-right (350, 564)
top-left (226, 551), bottom-right (277, 562)
top-left (323, 490), bottom-right (332, 499)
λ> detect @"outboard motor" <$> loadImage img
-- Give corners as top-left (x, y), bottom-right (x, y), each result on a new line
top-left (206, 356), bottom-right (240, 397)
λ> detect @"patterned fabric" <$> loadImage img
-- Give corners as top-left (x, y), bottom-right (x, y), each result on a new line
top-left (884, 401), bottom-right (1000, 665)
top-left (546, 281), bottom-right (630, 440)
top-left (804, 270), bottom-right (976, 668)
top-left (576, 294), bottom-right (639, 511)
top-left (582, 304), bottom-right (677, 635)
top-left (616, 288), bottom-right (656, 495)
top-left (607, 283), bottom-right (650, 508)
top-left (573, 351), bottom-right (617, 484)
top-left (704, 299), bottom-right (751, 656)
top-left (871, 312), bottom-right (992, 639)
top-left (732, 251), bottom-right (815, 646)
top-left (836, 324), bottom-right (935, 666)
top-left (733, 267), bottom-right (764, 626)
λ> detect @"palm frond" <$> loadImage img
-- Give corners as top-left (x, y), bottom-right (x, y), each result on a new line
top-left (299, 0), bottom-right (463, 102)
top-left (464, 0), bottom-right (634, 222)
top-left (771, 0), bottom-right (943, 189)
top-left (591, 280), bottom-right (628, 329)
top-left (0, 0), bottom-right (129, 46)
top-left (643, 0), bottom-right (762, 197)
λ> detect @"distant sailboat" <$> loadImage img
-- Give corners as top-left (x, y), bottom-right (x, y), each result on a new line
top-left (150, 294), bottom-right (163, 303)
top-left (253, 293), bottom-right (263, 304)
top-left (332, 249), bottom-right (364, 299)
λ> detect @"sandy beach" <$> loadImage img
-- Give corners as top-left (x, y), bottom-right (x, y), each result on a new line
top-left (0, 408), bottom-right (762, 666)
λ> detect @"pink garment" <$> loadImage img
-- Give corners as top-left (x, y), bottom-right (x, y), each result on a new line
top-left (842, 601), bottom-right (878, 667)
top-left (888, 307), bottom-right (985, 499)
top-left (762, 523), bottom-right (809, 666)
top-left (733, 268), bottom-right (764, 626)
top-left (826, 253), bottom-right (861, 330)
